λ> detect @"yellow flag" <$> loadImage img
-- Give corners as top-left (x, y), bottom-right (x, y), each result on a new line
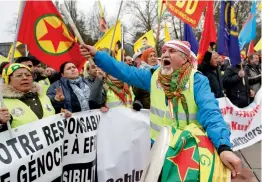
top-left (134, 30), bottom-right (156, 53)
top-left (7, 42), bottom-right (23, 60)
top-left (254, 38), bottom-right (262, 51)
top-left (94, 21), bottom-right (122, 61)
top-left (259, 3), bottom-right (262, 11)
top-left (164, 23), bottom-right (170, 42)
top-left (98, 0), bottom-right (104, 18)
top-left (158, 0), bottom-right (166, 21)
top-left (0, 55), bottom-right (8, 64)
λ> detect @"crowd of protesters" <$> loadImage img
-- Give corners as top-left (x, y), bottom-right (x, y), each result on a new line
top-left (0, 42), bottom-right (261, 131)
top-left (198, 43), bottom-right (261, 108)
top-left (0, 40), bottom-right (260, 181)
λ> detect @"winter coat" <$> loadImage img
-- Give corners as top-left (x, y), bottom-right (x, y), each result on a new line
top-left (223, 65), bottom-right (251, 108)
top-left (245, 63), bottom-right (261, 94)
top-left (0, 82), bottom-right (54, 132)
top-left (198, 51), bottom-right (224, 98)
top-left (47, 76), bottom-right (106, 113)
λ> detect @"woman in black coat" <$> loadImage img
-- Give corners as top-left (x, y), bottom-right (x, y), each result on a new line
top-left (198, 51), bottom-right (224, 98)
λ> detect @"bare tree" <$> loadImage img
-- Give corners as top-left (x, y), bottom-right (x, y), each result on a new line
top-left (124, 0), bottom-right (158, 40)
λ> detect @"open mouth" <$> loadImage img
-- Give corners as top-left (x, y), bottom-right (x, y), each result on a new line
top-left (163, 59), bottom-right (171, 67)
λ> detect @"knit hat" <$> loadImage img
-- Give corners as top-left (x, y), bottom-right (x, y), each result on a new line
top-left (162, 40), bottom-right (197, 64)
top-left (2, 63), bottom-right (31, 84)
top-left (132, 52), bottom-right (142, 60)
top-left (141, 48), bottom-right (157, 63)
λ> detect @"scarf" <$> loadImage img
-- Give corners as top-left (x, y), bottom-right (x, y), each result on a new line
top-left (158, 62), bottom-right (193, 127)
top-left (139, 61), bottom-right (154, 70)
top-left (105, 77), bottom-right (132, 105)
top-left (69, 77), bottom-right (90, 111)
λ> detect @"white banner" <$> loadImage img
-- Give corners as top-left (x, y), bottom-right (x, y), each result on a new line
top-left (0, 110), bottom-right (100, 182)
top-left (217, 89), bottom-right (262, 151)
top-left (97, 108), bottom-right (150, 182)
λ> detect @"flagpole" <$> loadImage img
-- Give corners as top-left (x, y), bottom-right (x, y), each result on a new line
top-left (60, 3), bottom-right (84, 45)
top-left (109, 0), bottom-right (124, 55)
top-left (25, 45), bottom-right (28, 56)
top-left (60, 3), bottom-right (95, 65)
top-left (156, 1), bottom-right (164, 54)
top-left (10, 1), bottom-right (26, 63)
top-left (121, 24), bottom-right (124, 61)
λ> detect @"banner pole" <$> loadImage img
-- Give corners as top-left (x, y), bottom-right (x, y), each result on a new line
top-left (109, 0), bottom-right (124, 55)
top-left (10, 1), bottom-right (26, 63)
top-left (60, 2), bottom-right (94, 65)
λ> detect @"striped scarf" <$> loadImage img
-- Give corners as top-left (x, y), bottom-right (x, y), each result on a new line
top-left (158, 62), bottom-right (193, 126)
top-left (105, 78), bottom-right (132, 105)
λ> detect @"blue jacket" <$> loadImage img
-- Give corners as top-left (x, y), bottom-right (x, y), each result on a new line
top-left (93, 51), bottom-right (232, 150)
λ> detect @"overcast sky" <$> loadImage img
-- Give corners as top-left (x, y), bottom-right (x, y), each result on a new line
top-left (0, 0), bottom-right (121, 43)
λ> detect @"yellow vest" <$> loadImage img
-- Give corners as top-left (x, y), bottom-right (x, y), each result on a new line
top-left (4, 93), bottom-right (55, 128)
top-left (106, 88), bottom-right (134, 108)
top-left (38, 78), bottom-right (50, 94)
top-left (150, 68), bottom-right (201, 141)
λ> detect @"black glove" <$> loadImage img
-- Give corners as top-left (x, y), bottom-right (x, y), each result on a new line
top-left (133, 100), bottom-right (143, 111)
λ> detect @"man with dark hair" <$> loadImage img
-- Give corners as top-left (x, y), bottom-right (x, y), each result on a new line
top-left (142, 36), bottom-right (148, 47)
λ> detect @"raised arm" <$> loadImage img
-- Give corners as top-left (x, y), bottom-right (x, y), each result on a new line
top-left (80, 45), bottom-right (153, 92)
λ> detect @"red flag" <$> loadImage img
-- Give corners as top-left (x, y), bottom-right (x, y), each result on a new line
top-left (17, 0), bottom-right (85, 71)
top-left (165, 1), bottom-right (207, 28)
top-left (197, 1), bottom-right (216, 64)
top-left (247, 40), bottom-right (255, 56)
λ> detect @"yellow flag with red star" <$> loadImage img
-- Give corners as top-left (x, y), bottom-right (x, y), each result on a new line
top-left (17, 0), bottom-right (85, 71)
top-left (162, 124), bottom-right (231, 182)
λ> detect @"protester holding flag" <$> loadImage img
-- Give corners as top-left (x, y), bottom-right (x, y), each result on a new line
top-left (133, 48), bottom-right (158, 110)
top-left (246, 53), bottom-right (261, 95)
top-left (0, 63), bottom-right (71, 129)
top-left (80, 40), bottom-right (241, 180)
top-left (223, 64), bottom-right (254, 108)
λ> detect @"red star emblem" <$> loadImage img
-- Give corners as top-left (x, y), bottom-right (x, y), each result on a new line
top-left (196, 136), bottom-right (214, 154)
top-left (168, 139), bottom-right (199, 182)
top-left (39, 19), bottom-right (73, 52)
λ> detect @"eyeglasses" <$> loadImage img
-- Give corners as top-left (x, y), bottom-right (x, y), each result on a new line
top-left (12, 73), bottom-right (32, 79)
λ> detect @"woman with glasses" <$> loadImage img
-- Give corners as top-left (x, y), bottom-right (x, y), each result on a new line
top-left (0, 63), bottom-right (71, 129)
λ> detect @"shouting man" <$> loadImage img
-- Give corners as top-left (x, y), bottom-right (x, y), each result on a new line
top-left (80, 40), bottom-right (241, 180)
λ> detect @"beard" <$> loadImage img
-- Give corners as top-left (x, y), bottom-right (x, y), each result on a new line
top-left (160, 67), bottom-right (174, 75)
